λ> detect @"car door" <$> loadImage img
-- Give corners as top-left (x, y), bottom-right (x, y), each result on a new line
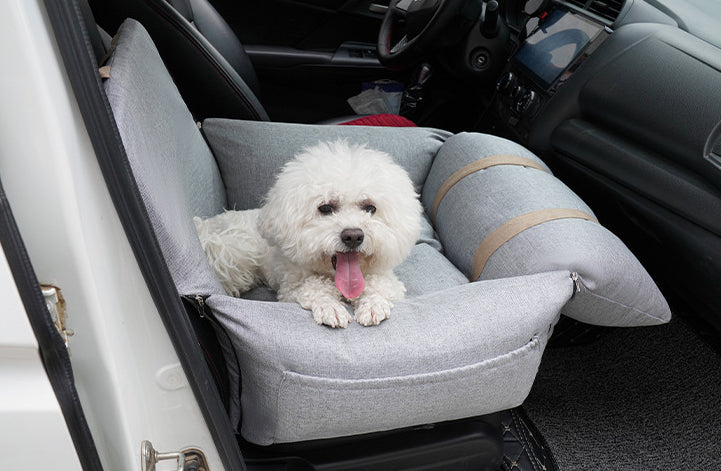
top-left (208, 0), bottom-right (405, 122)
top-left (0, 242), bottom-right (85, 471)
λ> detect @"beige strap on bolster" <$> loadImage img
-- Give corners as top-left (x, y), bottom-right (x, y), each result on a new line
top-left (431, 155), bottom-right (548, 224)
top-left (471, 208), bottom-right (599, 281)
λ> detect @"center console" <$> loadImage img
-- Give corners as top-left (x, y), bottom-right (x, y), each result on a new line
top-left (494, 7), bottom-right (610, 140)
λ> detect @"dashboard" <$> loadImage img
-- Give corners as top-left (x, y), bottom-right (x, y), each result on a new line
top-left (495, 5), bottom-right (611, 138)
top-left (490, 0), bottom-right (721, 331)
top-left (513, 9), bottom-right (604, 91)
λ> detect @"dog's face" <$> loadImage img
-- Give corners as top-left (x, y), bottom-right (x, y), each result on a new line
top-left (258, 140), bottom-right (422, 298)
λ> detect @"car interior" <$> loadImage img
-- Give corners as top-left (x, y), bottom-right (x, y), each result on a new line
top-left (40, 0), bottom-right (721, 469)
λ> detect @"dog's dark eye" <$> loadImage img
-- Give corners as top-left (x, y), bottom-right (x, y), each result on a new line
top-left (318, 204), bottom-right (335, 215)
top-left (363, 204), bottom-right (376, 215)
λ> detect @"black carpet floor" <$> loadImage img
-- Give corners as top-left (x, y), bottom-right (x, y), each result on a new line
top-left (524, 315), bottom-right (721, 470)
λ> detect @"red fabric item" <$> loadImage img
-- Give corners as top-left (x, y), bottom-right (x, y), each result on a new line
top-left (338, 113), bottom-right (416, 127)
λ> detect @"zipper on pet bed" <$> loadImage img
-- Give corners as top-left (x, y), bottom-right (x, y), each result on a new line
top-left (182, 294), bottom-right (208, 318)
top-left (570, 272), bottom-right (581, 297)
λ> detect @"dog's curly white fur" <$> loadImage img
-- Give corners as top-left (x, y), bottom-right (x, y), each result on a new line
top-left (194, 140), bottom-right (422, 328)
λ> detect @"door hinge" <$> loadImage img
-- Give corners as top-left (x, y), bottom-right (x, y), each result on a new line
top-left (141, 440), bottom-right (208, 471)
top-left (41, 284), bottom-right (74, 348)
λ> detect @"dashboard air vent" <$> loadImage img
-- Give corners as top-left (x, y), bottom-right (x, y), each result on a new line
top-left (565, 0), bottom-right (586, 8)
top-left (587, 0), bottom-right (624, 22)
top-left (561, 0), bottom-right (624, 23)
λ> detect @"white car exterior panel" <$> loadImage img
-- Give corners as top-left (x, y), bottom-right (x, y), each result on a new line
top-left (0, 1), bottom-right (222, 469)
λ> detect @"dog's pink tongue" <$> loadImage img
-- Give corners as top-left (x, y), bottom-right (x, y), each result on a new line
top-left (334, 251), bottom-right (365, 299)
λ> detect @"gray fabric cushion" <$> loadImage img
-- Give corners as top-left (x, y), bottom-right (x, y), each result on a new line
top-left (395, 242), bottom-right (468, 296)
top-left (421, 132), bottom-right (671, 326)
top-left (199, 119), bottom-right (671, 443)
top-left (103, 19), bottom-right (227, 296)
top-left (207, 270), bottom-right (573, 445)
top-left (201, 118), bottom-right (452, 209)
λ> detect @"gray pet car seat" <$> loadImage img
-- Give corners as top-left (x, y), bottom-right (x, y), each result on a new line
top-left (102, 19), bottom-right (671, 447)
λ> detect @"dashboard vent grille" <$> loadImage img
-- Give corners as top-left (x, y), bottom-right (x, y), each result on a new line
top-left (587, 0), bottom-right (624, 22)
top-left (562, 0), bottom-right (624, 23)
top-left (566, 0), bottom-right (586, 8)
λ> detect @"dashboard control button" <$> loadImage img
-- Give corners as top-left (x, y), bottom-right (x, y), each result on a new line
top-left (496, 72), bottom-right (517, 94)
top-left (517, 89), bottom-right (539, 116)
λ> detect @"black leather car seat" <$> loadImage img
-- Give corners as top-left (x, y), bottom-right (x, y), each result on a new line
top-left (90, 0), bottom-right (414, 126)
top-left (92, 0), bottom-right (269, 121)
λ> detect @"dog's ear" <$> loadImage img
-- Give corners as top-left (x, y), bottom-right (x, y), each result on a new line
top-left (256, 192), bottom-right (284, 246)
top-left (256, 178), bottom-right (308, 250)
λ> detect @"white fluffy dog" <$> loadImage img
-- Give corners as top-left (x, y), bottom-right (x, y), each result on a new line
top-left (194, 140), bottom-right (422, 328)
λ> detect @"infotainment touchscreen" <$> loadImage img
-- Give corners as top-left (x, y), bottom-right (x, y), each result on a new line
top-left (513, 9), bottom-right (603, 89)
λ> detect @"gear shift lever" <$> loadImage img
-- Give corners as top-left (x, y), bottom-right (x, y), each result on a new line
top-left (401, 63), bottom-right (432, 117)
top-left (415, 63), bottom-right (432, 86)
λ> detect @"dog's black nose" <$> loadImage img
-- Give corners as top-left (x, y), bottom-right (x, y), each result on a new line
top-left (340, 228), bottom-right (364, 249)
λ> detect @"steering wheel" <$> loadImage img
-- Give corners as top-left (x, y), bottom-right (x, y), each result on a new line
top-left (377, 0), bottom-right (467, 69)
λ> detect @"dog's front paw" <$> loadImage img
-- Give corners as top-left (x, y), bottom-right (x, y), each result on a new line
top-left (312, 302), bottom-right (353, 329)
top-left (354, 298), bottom-right (392, 326)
